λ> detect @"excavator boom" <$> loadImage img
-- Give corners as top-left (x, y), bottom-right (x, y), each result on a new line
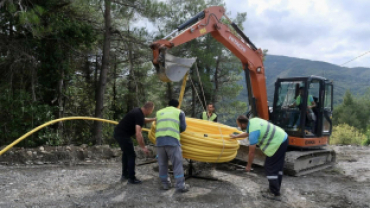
top-left (150, 6), bottom-right (269, 119)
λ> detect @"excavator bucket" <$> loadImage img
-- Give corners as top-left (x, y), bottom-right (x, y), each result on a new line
top-left (154, 52), bottom-right (196, 82)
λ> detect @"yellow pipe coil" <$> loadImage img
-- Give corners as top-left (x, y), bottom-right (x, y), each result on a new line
top-left (0, 117), bottom-right (243, 163)
top-left (148, 117), bottom-right (243, 163)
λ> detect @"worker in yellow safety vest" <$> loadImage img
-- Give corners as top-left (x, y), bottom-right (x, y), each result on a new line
top-left (200, 103), bottom-right (217, 122)
top-left (155, 99), bottom-right (189, 192)
top-left (230, 115), bottom-right (288, 201)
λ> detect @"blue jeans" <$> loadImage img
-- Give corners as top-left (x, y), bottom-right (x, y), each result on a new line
top-left (288, 111), bottom-right (300, 127)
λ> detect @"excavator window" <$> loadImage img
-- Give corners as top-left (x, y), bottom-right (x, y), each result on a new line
top-left (307, 81), bottom-right (320, 135)
top-left (323, 84), bottom-right (333, 134)
top-left (276, 81), bottom-right (299, 107)
top-left (273, 81), bottom-right (303, 135)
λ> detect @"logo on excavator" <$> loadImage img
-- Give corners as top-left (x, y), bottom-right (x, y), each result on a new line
top-left (229, 36), bottom-right (246, 52)
top-left (199, 28), bottom-right (207, 34)
top-left (305, 140), bottom-right (315, 145)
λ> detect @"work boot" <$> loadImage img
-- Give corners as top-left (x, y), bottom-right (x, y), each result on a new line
top-left (161, 183), bottom-right (172, 190)
top-left (120, 175), bottom-right (129, 182)
top-left (127, 177), bottom-right (142, 184)
top-left (177, 184), bottom-right (190, 193)
top-left (261, 189), bottom-right (281, 201)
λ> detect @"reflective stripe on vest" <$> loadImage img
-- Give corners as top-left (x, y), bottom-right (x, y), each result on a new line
top-left (202, 112), bottom-right (217, 121)
top-left (155, 107), bottom-right (181, 140)
top-left (249, 118), bottom-right (286, 157)
top-left (261, 125), bottom-right (277, 152)
top-left (156, 127), bottom-right (179, 134)
top-left (156, 118), bottom-right (180, 124)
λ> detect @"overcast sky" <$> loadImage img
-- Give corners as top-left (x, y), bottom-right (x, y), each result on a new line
top-left (224, 0), bottom-right (370, 68)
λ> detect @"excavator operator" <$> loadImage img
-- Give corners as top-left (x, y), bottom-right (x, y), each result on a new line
top-left (288, 86), bottom-right (317, 131)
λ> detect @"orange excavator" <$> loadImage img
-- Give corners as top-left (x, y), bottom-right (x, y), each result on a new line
top-left (150, 6), bottom-right (335, 176)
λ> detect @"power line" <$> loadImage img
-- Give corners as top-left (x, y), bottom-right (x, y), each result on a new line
top-left (340, 50), bottom-right (370, 66)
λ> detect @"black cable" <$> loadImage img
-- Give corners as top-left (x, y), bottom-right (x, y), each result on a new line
top-left (340, 50), bottom-right (370, 66)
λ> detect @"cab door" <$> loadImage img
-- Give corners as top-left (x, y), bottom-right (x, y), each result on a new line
top-left (319, 81), bottom-right (333, 137)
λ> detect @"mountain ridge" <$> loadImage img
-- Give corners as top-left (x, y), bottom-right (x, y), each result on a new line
top-left (237, 54), bottom-right (370, 105)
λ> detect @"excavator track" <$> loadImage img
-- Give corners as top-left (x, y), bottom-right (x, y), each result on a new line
top-left (235, 143), bottom-right (336, 176)
top-left (284, 147), bottom-right (336, 176)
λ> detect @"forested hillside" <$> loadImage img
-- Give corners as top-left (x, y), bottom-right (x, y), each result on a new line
top-left (1, 0), bottom-right (369, 147)
top-left (237, 54), bottom-right (370, 105)
top-left (0, 0), bottom-right (247, 146)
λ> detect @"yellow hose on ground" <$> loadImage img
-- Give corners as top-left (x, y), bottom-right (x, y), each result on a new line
top-left (0, 116), bottom-right (243, 163)
top-left (0, 117), bottom-right (119, 156)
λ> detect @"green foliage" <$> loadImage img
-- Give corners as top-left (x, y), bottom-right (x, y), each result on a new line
top-left (333, 90), bottom-right (370, 132)
top-left (363, 130), bottom-right (370, 146)
top-left (363, 137), bottom-right (370, 146)
top-left (0, 0), bottom-right (99, 147)
top-left (0, 89), bottom-right (60, 147)
top-left (330, 124), bottom-right (366, 145)
top-left (326, 90), bottom-right (370, 146)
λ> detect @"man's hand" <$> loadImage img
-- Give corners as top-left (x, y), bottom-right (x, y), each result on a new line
top-left (229, 132), bottom-right (248, 139)
top-left (245, 165), bottom-right (252, 172)
top-left (141, 146), bottom-right (150, 155)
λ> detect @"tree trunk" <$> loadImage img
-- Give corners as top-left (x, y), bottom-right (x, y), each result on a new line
top-left (213, 55), bottom-right (221, 104)
top-left (84, 55), bottom-right (90, 83)
top-left (204, 65), bottom-right (211, 108)
top-left (93, 0), bottom-right (111, 145)
top-left (112, 54), bottom-right (118, 120)
top-left (126, 40), bottom-right (136, 112)
top-left (57, 69), bottom-right (64, 139)
top-left (63, 66), bottom-right (70, 144)
top-left (94, 54), bottom-right (99, 103)
top-left (31, 67), bottom-right (37, 102)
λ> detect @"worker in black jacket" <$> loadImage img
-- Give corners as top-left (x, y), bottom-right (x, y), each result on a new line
top-left (114, 102), bottom-right (156, 184)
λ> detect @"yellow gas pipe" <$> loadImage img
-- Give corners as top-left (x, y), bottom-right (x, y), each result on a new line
top-left (0, 73), bottom-right (244, 163)
top-left (0, 116), bottom-right (243, 163)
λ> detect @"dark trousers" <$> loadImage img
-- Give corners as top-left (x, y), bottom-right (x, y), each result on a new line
top-left (264, 139), bottom-right (288, 196)
top-left (115, 136), bottom-right (136, 179)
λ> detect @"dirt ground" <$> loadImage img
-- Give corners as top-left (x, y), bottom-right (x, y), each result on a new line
top-left (0, 145), bottom-right (369, 208)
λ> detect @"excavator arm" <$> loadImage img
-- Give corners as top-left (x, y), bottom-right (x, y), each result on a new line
top-left (150, 6), bottom-right (269, 120)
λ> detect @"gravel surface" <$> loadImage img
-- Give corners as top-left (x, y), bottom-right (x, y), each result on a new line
top-left (0, 146), bottom-right (369, 208)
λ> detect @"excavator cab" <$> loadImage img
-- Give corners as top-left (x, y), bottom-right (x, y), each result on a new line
top-left (271, 76), bottom-right (333, 146)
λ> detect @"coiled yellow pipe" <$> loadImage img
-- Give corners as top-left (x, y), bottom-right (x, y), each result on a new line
top-left (148, 117), bottom-right (243, 163)
top-left (0, 116), bottom-right (244, 163)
